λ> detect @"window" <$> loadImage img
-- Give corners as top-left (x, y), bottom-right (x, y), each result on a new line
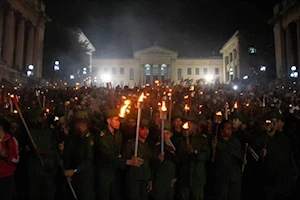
top-left (120, 67), bottom-right (124, 75)
top-left (248, 47), bottom-right (256, 54)
top-left (104, 68), bottom-right (108, 73)
top-left (204, 68), bottom-right (208, 75)
top-left (129, 68), bottom-right (134, 80)
top-left (233, 49), bottom-right (237, 59)
top-left (187, 68), bottom-right (192, 75)
top-left (215, 68), bottom-right (219, 75)
top-left (229, 53), bottom-right (233, 62)
top-left (112, 68), bottom-right (116, 75)
top-left (195, 68), bottom-right (200, 75)
top-left (177, 69), bottom-right (182, 80)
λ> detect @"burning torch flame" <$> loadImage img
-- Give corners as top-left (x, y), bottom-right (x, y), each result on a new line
top-left (138, 93), bottom-right (145, 102)
top-left (119, 100), bottom-right (131, 118)
top-left (216, 111), bottom-right (222, 116)
top-left (184, 95), bottom-right (189, 99)
top-left (184, 104), bottom-right (190, 111)
top-left (161, 101), bottom-right (167, 112)
top-left (233, 102), bottom-right (238, 109)
top-left (182, 122), bottom-right (189, 130)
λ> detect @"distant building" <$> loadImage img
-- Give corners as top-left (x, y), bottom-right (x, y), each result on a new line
top-left (0, 0), bottom-right (50, 85)
top-left (220, 30), bottom-right (275, 83)
top-left (269, 0), bottom-right (300, 78)
top-left (92, 44), bottom-right (223, 88)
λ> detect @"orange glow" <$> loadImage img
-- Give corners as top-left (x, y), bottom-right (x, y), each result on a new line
top-left (184, 104), bottom-right (190, 111)
top-left (190, 86), bottom-right (194, 91)
top-left (13, 110), bottom-right (18, 114)
top-left (233, 102), bottom-right (238, 109)
top-left (119, 100), bottom-right (131, 118)
top-left (216, 111), bottom-right (222, 116)
top-left (46, 108), bottom-right (50, 113)
top-left (184, 95), bottom-right (189, 99)
top-left (138, 93), bottom-right (145, 102)
top-left (182, 122), bottom-right (189, 130)
top-left (246, 103), bottom-right (250, 107)
top-left (161, 101), bottom-right (167, 112)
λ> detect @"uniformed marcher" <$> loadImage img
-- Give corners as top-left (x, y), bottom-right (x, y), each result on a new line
top-left (151, 121), bottom-right (178, 200)
top-left (94, 108), bottom-right (144, 200)
top-left (212, 120), bottom-right (245, 200)
top-left (177, 114), bottom-right (210, 200)
top-left (27, 106), bottom-right (58, 200)
top-left (123, 118), bottom-right (152, 200)
top-left (63, 110), bottom-right (95, 200)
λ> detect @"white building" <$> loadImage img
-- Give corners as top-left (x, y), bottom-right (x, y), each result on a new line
top-left (92, 44), bottom-right (223, 87)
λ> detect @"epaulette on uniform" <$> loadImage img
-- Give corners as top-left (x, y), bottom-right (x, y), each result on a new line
top-left (100, 131), bottom-right (105, 137)
top-left (85, 132), bottom-right (90, 137)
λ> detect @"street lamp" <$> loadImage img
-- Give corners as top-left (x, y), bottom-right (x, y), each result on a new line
top-left (233, 85), bottom-right (238, 90)
top-left (260, 65), bottom-right (266, 72)
top-left (243, 75), bottom-right (249, 80)
top-left (28, 65), bottom-right (34, 70)
top-left (70, 75), bottom-right (75, 79)
top-left (291, 66), bottom-right (297, 71)
top-left (55, 61), bottom-right (59, 65)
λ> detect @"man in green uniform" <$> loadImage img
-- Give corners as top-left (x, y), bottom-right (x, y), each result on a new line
top-left (63, 110), bottom-right (95, 200)
top-left (152, 121), bottom-right (178, 200)
top-left (212, 120), bottom-right (245, 200)
top-left (177, 114), bottom-right (210, 200)
top-left (123, 119), bottom-right (152, 200)
top-left (94, 108), bottom-right (144, 200)
top-left (27, 106), bottom-right (58, 200)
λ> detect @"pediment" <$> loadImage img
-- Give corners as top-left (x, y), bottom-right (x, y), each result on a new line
top-left (134, 45), bottom-right (178, 58)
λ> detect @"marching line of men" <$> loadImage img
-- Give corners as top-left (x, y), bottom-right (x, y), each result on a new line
top-left (0, 105), bottom-right (299, 200)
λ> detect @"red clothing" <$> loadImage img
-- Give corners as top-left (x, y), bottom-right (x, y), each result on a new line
top-left (0, 133), bottom-right (19, 177)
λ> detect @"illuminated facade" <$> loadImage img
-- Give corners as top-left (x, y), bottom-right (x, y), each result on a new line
top-left (92, 44), bottom-right (223, 87)
top-left (0, 0), bottom-right (50, 85)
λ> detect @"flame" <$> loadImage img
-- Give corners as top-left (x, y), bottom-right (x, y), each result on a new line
top-left (190, 86), bottom-right (194, 91)
top-left (246, 103), bottom-right (250, 107)
top-left (46, 108), bottom-right (50, 113)
top-left (138, 93), bottom-right (144, 102)
top-left (74, 97), bottom-right (78, 101)
top-left (10, 94), bottom-right (14, 98)
top-left (168, 92), bottom-right (172, 97)
top-left (233, 102), bottom-right (238, 109)
top-left (13, 110), bottom-right (18, 114)
top-left (161, 101), bottom-right (167, 112)
top-left (184, 104), bottom-right (190, 111)
top-left (119, 100), bottom-right (131, 118)
top-left (184, 95), bottom-right (189, 99)
top-left (182, 122), bottom-right (189, 129)
top-left (200, 91), bottom-right (203, 95)
top-left (216, 111), bottom-right (222, 116)
top-left (155, 80), bottom-right (159, 84)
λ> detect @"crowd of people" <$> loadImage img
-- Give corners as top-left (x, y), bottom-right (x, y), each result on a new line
top-left (0, 79), bottom-right (299, 200)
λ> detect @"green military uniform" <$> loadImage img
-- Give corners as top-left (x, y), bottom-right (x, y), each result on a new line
top-left (214, 136), bottom-right (242, 200)
top-left (122, 118), bottom-right (152, 200)
top-left (63, 110), bottom-right (95, 200)
top-left (27, 107), bottom-right (58, 200)
top-left (94, 108), bottom-right (126, 200)
top-left (151, 122), bottom-right (178, 200)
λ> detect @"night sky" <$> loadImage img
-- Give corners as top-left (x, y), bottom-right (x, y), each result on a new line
top-left (43, 0), bottom-right (279, 58)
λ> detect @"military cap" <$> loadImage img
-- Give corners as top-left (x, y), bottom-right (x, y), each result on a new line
top-left (74, 111), bottom-right (89, 120)
top-left (140, 118), bottom-right (150, 128)
top-left (172, 109), bottom-right (183, 120)
top-left (164, 120), bottom-right (172, 131)
top-left (185, 113), bottom-right (199, 124)
top-left (106, 108), bottom-right (120, 119)
top-left (231, 110), bottom-right (243, 121)
top-left (28, 106), bottom-right (44, 122)
top-left (127, 113), bottom-right (137, 120)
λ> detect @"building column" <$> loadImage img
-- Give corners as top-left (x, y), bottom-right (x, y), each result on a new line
top-left (150, 64), bottom-right (153, 84)
top-left (33, 22), bottom-right (46, 78)
top-left (15, 18), bottom-right (25, 71)
top-left (285, 25), bottom-right (294, 70)
top-left (26, 25), bottom-right (34, 68)
top-left (273, 22), bottom-right (286, 78)
top-left (297, 19), bottom-right (300, 68)
top-left (3, 9), bottom-right (15, 67)
top-left (159, 64), bottom-right (162, 82)
top-left (0, 4), bottom-right (4, 60)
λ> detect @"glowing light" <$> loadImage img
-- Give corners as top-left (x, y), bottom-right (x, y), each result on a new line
top-left (55, 61), bottom-right (59, 65)
top-left (27, 71), bottom-right (32, 77)
top-left (291, 66), bottom-right (296, 71)
top-left (190, 86), bottom-right (194, 91)
top-left (260, 66), bottom-right (266, 71)
top-left (119, 100), bottom-right (131, 118)
top-left (216, 111), bottom-right (222, 116)
top-left (182, 122), bottom-right (189, 130)
top-left (54, 65), bottom-right (59, 71)
top-left (184, 95), bottom-right (189, 99)
top-left (100, 74), bottom-right (111, 82)
top-left (83, 71), bottom-right (87, 75)
top-left (184, 104), bottom-right (190, 111)
top-left (13, 110), bottom-right (18, 114)
top-left (204, 74), bottom-right (214, 82)
top-left (161, 101), bottom-right (167, 112)
top-left (28, 65), bottom-right (34, 70)
top-left (234, 102), bottom-right (238, 109)
top-left (243, 75), bottom-right (248, 80)
top-left (46, 108), bottom-right (50, 113)
top-left (138, 93), bottom-right (145, 102)
top-left (233, 85), bottom-right (238, 90)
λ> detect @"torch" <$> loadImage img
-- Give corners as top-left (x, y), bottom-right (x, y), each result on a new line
top-left (182, 122), bottom-right (190, 145)
top-left (160, 101), bottom-right (167, 153)
top-left (119, 100), bottom-right (131, 118)
top-left (212, 111), bottom-right (222, 162)
top-left (168, 91), bottom-right (172, 123)
top-left (184, 104), bottom-right (190, 118)
top-left (10, 94), bottom-right (44, 166)
top-left (134, 93), bottom-right (145, 157)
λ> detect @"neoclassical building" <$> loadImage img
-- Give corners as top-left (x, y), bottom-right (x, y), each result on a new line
top-left (0, 0), bottom-right (50, 84)
top-left (92, 44), bottom-right (223, 87)
top-left (269, 0), bottom-right (300, 78)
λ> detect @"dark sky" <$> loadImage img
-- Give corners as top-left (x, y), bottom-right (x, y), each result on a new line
top-left (43, 0), bottom-right (279, 58)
